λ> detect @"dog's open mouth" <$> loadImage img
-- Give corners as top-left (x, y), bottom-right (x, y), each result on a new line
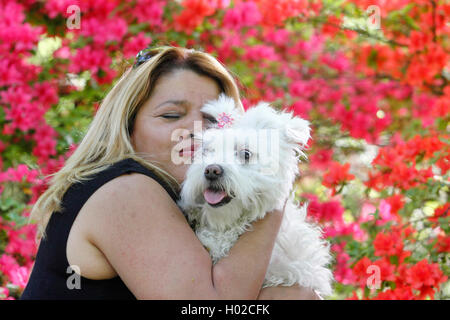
top-left (203, 187), bottom-right (232, 207)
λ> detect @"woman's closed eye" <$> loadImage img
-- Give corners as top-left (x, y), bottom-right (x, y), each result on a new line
top-left (160, 113), bottom-right (217, 124)
top-left (161, 113), bottom-right (181, 119)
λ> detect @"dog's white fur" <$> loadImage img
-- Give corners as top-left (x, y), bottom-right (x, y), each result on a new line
top-left (178, 93), bottom-right (334, 297)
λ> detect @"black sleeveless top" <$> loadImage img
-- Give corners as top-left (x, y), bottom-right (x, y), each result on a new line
top-left (20, 158), bottom-right (179, 300)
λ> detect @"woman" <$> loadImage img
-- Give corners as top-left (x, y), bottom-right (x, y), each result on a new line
top-left (21, 46), bottom-right (320, 299)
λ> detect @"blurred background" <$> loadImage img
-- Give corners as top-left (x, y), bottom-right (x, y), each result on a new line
top-left (0, 0), bottom-right (448, 300)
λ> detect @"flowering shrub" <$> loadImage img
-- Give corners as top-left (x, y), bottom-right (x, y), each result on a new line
top-left (0, 0), bottom-right (448, 299)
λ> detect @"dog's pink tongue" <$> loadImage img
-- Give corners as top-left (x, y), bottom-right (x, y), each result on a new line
top-left (203, 189), bottom-right (226, 204)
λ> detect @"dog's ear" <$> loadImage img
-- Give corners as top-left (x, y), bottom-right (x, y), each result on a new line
top-left (284, 115), bottom-right (311, 148)
top-left (200, 93), bottom-right (242, 124)
top-left (282, 112), bottom-right (311, 161)
top-left (241, 102), bottom-right (311, 147)
top-left (237, 101), bottom-right (280, 130)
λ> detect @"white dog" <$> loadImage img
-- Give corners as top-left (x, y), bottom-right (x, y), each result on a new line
top-left (178, 93), bottom-right (334, 297)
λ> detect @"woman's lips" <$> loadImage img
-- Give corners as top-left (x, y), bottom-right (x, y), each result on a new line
top-left (179, 143), bottom-right (199, 157)
top-left (179, 150), bottom-right (194, 157)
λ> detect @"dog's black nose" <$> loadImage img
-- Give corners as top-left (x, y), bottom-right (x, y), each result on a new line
top-left (204, 164), bottom-right (223, 180)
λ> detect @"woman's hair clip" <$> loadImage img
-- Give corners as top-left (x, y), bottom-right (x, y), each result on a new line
top-left (133, 46), bottom-right (169, 69)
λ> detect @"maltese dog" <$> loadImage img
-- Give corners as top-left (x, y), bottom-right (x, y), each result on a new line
top-left (178, 93), bottom-right (334, 297)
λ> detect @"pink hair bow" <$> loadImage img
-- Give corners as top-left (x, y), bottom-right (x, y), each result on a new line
top-left (216, 112), bottom-right (234, 129)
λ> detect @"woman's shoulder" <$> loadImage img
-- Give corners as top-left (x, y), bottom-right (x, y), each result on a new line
top-left (82, 169), bottom-right (178, 216)
top-left (93, 170), bottom-right (172, 202)
top-left (78, 169), bottom-right (185, 252)
top-left (70, 157), bottom-right (179, 203)
top-left (110, 157), bottom-right (179, 202)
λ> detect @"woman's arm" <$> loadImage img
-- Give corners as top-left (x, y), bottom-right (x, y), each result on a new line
top-left (213, 203), bottom-right (285, 299)
top-left (83, 173), bottom-right (284, 299)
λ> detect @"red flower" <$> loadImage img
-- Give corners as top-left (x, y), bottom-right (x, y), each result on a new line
top-left (352, 256), bottom-right (396, 290)
top-left (352, 256), bottom-right (372, 288)
top-left (373, 257), bottom-right (396, 282)
top-left (174, 0), bottom-right (216, 34)
top-left (404, 259), bottom-right (447, 299)
top-left (322, 162), bottom-right (355, 196)
top-left (373, 232), bottom-right (404, 258)
top-left (385, 194), bottom-right (405, 214)
top-left (435, 152), bottom-right (450, 175)
top-left (254, 0), bottom-right (309, 27)
top-left (429, 203), bottom-right (450, 224)
top-left (373, 286), bottom-right (415, 300)
top-left (321, 15), bottom-right (341, 37)
top-left (303, 193), bottom-right (345, 224)
top-left (434, 234), bottom-right (450, 253)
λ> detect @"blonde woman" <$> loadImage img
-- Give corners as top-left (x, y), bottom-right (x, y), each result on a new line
top-left (21, 46), bottom-right (320, 300)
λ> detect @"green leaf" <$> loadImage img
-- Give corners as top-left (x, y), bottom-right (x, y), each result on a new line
top-left (0, 198), bottom-right (16, 211)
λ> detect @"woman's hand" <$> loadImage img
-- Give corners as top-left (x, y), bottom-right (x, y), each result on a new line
top-left (257, 284), bottom-right (323, 300)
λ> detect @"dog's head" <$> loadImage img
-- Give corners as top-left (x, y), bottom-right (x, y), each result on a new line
top-left (179, 94), bottom-right (311, 229)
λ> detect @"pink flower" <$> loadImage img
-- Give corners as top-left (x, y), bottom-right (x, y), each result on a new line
top-left (0, 2), bottom-right (43, 54)
top-left (264, 29), bottom-right (290, 47)
top-left (133, 0), bottom-right (165, 27)
top-left (332, 243), bottom-right (357, 285)
top-left (32, 123), bottom-right (58, 161)
top-left (289, 80), bottom-right (316, 99)
top-left (80, 17), bottom-right (128, 45)
top-left (412, 93), bottom-right (437, 128)
top-left (287, 33), bottom-right (324, 60)
top-left (243, 44), bottom-right (279, 62)
top-left (123, 32), bottom-right (153, 59)
top-left (376, 200), bottom-right (395, 226)
top-left (34, 81), bottom-right (59, 108)
top-left (359, 202), bottom-right (376, 223)
top-left (223, 1), bottom-right (262, 30)
top-left (4, 101), bottom-right (46, 131)
top-left (44, 0), bottom-right (80, 19)
top-left (0, 287), bottom-right (10, 299)
top-left (309, 149), bottom-right (333, 171)
top-left (9, 266), bottom-right (29, 289)
top-left (0, 163), bottom-right (39, 184)
top-left (5, 224), bottom-right (37, 259)
top-left (320, 51), bottom-right (350, 73)
top-left (0, 254), bottom-right (19, 277)
top-left (54, 45), bottom-right (71, 59)
top-left (0, 59), bottom-right (22, 87)
top-left (0, 84), bottom-right (33, 106)
top-left (69, 45), bottom-right (112, 75)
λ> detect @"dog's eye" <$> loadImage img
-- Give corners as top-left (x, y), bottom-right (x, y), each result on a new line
top-left (202, 147), bottom-right (213, 155)
top-left (239, 149), bottom-right (252, 164)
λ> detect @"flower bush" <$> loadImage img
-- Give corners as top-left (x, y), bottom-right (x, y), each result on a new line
top-left (0, 0), bottom-right (448, 299)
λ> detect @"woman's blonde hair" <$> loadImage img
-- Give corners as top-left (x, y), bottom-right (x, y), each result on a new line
top-left (31, 45), bottom-right (245, 240)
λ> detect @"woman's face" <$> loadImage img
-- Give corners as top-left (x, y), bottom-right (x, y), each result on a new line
top-left (131, 69), bottom-right (221, 184)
